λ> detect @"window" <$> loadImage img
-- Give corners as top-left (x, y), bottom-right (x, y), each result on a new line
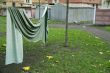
top-left (26, 0), bottom-right (30, 3)
top-left (3, 2), bottom-right (6, 5)
top-left (52, 0), bottom-right (59, 3)
top-left (25, 0), bottom-right (32, 4)
top-left (100, 0), bottom-right (110, 9)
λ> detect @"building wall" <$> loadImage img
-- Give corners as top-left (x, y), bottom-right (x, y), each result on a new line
top-left (3, 0), bottom-right (24, 7)
top-left (5, 2), bottom-right (22, 7)
top-left (59, 0), bottom-right (101, 4)
top-left (32, 0), bottom-right (47, 4)
top-left (3, 0), bottom-right (38, 7)
top-left (6, 0), bottom-right (22, 2)
top-left (60, 0), bottom-right (81, 3)
top-left (31, 8), bottom-right (36, 18)
top-left (81, 0), bottom-right (101, 4)
top-left (1, 0), bottom-right (37, 18)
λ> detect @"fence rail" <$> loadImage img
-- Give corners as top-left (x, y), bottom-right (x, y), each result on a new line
top-left (96, 9), bottom-right (110, 25)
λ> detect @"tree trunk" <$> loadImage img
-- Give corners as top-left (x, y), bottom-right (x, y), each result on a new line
top-left (65, 0), bottom-right (69, 47)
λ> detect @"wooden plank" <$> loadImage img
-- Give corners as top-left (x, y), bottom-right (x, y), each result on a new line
top-left (96, 16), bottom-right (110, 21)
top-left (95, 9), bottom-right (110, 25)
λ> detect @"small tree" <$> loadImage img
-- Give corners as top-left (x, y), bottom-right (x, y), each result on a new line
top-left (65, 0), bottom-right (69, 47)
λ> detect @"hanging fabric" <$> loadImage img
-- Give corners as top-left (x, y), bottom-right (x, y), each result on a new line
top-left (6, 5), bottom-right (48, 65)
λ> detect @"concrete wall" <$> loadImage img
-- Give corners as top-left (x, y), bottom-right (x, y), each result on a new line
top-left (50, 4), bottom-right (94, 23)
top-left (51, 4), bottom-right (66, 21)
top-left (35, 5), bottom-right (45, 19)
top-left (68, 7), bottom-right (94, 23)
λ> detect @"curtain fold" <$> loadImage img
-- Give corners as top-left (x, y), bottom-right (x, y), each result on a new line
top-left (6, 5), bottom-right (48, 65)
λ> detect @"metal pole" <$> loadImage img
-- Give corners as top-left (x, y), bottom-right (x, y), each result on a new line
top-left (65, 0), bottom-right (69, 47)
top-left (39, 0), bottom-right (40, 19)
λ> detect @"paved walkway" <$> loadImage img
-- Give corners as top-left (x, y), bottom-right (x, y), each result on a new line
top-left (49, 24), bottom-right (110, 43)
top-left (1, 24), bottom-right (110, 43)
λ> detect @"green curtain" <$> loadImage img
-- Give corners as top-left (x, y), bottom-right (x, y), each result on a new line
top-left (6, 5), bottom-right (48, 65)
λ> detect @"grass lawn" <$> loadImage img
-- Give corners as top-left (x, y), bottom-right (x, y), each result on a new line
top-left (0, 16), bottom-right (110, 73)
top-left (93, 25), bottom-right (110, 32)
top-left (103, 26), bottom-right (110, 32)
top-left (0, 16), bottom-right (6, 32)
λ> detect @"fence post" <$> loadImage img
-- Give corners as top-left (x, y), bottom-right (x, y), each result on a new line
top-left (93, 4), bottom-right (96, 24)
